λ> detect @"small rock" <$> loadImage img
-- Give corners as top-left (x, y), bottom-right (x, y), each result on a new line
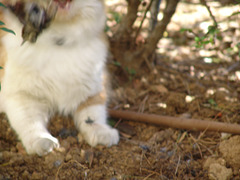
top-left (55, 147), bottom-right (66, 153)
top-left (148, 129), bottom-right (173, 144)
top-left (65, 153), bottom-right (72, 162)
top-left (221, 133), bottom-right (231, 140)
top-left (44, 152), bottom-right (64, 169)
top-left (31, 172), bottom-right (42, 179)
top-left (67, 147), bottom-right (85, 163)
top-left (22, 170), bottom-right (30, 179)
top-left (117, 123), bottom-right (136, 136)
top-left (208, 163), bottom-right (232, 180)
top-left (61, 139), bottom-right (70, 150)
top-left (185, 95), bottom-right (195, 103)
top-left (66, 136), bottom-right (77, 145)
top-left (139, 144), bottom-right (150, 151)
top-left (54, 160), bottom-right (62, 167)
top-left (203, 157), bottom-right (226, 169)
top-left (150, 84), bottom-right (168, 94)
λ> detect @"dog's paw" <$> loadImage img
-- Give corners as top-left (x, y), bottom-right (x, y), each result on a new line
top-left (83, 123), bottom-right (119, 147)
top-left (28, 134), bottom-right (59, 156)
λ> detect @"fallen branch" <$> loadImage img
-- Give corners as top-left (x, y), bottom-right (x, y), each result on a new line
top-left (108, 109), bottom-right (240, 134)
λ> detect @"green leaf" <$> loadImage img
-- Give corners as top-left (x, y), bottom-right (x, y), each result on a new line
top-left (208, 99), bottom-right (217, 106)
top-left (112, 12), bottom-right (121, 24)
top-left (129, 69), bottom-right (136, 75)
top-left (113, 61), bottom-right (121, 67)
top-left (0, 2), bottom-right (6, 8)
top-left (202, 40), bottom-right (210, 45)
top-left (216, 35), bottom-right (222, 40)
top-left (126, 67), bottom-right (136, 76)
top-left (0, 27), bottom-right (16, 35)
top-left (0, 67), bottom-right (3, 70)
top-left (104, 25), bottom-right (110, 32)
top-left (0, 21), bottom-right (5, 26)
top-left (180, 28), bottom-right (192, 33)
top-left (194, 37), bottom-right (199, 42)
top-left (231, 11), bottom-right (240, 16)
top-left (208, 25), bottom-right (217, 34)
top-left (107, 118), bottom-right (117, 127)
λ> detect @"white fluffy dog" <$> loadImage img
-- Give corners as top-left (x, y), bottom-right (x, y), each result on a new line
top-left (0, 0), bottom-right (119, 156)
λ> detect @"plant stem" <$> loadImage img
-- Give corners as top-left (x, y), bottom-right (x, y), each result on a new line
top-left (200, 0), bottom-right (218, 26)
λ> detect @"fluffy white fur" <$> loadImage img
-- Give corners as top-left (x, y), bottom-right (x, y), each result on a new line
top-left (0, 0), bottom-right (119, 155)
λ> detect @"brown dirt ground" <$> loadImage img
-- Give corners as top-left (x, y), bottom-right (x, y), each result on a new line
top-left (1, 1), bottom-right (240, 179)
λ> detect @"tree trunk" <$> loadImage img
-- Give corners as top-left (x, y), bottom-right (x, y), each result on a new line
top-left (110, 0), bottom-right (180, 74)
top-left (110, 0), bottom-right (141, 74)
top-left (126, 0), bottom-right (180, 70)
top-left (112, 0), bottom-right (141, 42)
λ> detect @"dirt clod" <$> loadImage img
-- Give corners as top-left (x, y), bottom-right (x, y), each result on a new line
top-left (219, 136), bottom-right (240, 170)
top-left (208, 163), bottom-right (233, 180)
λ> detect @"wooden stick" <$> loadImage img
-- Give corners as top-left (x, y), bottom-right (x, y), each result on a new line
top-left (108, 109), bottom-right (240, 134)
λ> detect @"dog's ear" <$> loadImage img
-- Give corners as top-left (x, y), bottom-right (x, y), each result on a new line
top-left (8, 2), bottom-right (26, 24)
top-left (5, 1), bottom-right (58, 43)
top-left (22, 2), bottom-right (57, 43)
top-left (1, 0), bottom-right (19, 6)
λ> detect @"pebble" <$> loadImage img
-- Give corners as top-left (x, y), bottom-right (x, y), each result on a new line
top-left (65, 153), bottom-right (72, 162)
top-left (208, 163), bottom-right (232, 180)
top-left (54, 160), bottom-right (62, 167)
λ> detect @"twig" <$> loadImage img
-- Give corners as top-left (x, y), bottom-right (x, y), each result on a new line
top-left (175, 155), bottom-right (181, 175)
top-left (138, 94), bottom-right (149, 113)
top-left (189, 134), bottom-right (203, 158)
top-left (143, 173), bottom-right (155, 180)
top-left (134, 0), bottom-right (154, 42)
top-left (200, 0), bottom-right (218, 26)
top-left (141, 168), bottom-right (161, 176)
top-left (108, 109), bottom-right (240, 134)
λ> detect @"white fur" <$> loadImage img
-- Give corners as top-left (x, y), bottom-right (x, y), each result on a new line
top-left (1, 0), bottom-right (119, 155)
